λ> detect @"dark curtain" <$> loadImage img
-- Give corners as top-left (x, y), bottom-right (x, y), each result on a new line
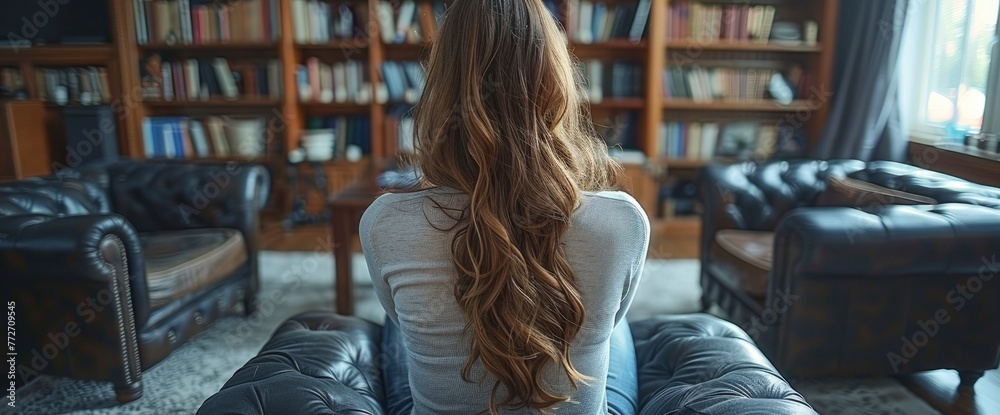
top-left (812, 0), bottom-right (910, 161)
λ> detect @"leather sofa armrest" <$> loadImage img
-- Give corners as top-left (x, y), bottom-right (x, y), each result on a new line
top-left (198, 312), bottom-right (385, 415)
top-left (0, 214), bottom-right (150, 326)
top-left (631, 314), bottom-right (817, 415)
top-left (0, 214), bottom-right (146, 388)
top-left (773, 204), bottom-right (1000, 280)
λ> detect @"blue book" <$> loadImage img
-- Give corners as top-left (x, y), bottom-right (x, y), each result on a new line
top-left (592, 2), bottom-right (607, 42)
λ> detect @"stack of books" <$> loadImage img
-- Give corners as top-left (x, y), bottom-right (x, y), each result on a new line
top-left (374, 0), bottom-right (446, 45)
top-left (567, 0), bottom-right (652, 44)
top-left (297, 59), bottom-right (373, 104)
top-left (133, 0), bottom-right (280, 45)
top-left (291, 0), bottom-right (364, 44)
top-left (580, 60), bottom-right (643, 103)
top-left (140, 56), bottom-right (282, 101)
top-left (663, 66), bottom-right (778, 102)
top-left (666, 1), bottom-right (776, 42)
top-left (0, 68), bottom-right (26, 100)
top-left (142, 115), bottom-right (276, 159)
top-left (36, 67), bottom-right (112, 105)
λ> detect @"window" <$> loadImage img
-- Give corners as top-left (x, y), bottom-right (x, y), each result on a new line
top-left (903, 0), bottom-right (1000, 141)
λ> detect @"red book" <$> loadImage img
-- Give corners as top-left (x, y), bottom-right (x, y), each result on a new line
top-left (260, 0), bottom-right (270, 41)
top-left (307, 57), bottom-right (320, 101)
top-left (192, 6), bottom-right (201, 44)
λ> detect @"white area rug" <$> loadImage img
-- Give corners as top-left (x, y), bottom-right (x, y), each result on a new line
top-left (0, 252), bottom-right (940, 414)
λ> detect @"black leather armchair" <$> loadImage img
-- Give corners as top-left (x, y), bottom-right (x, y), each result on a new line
top-left (198, 313), bottom-right (817, 414)
top-left (0, 160), bottom-right (269, 403)
top-left (698, 159), bottom-right (1000, 382)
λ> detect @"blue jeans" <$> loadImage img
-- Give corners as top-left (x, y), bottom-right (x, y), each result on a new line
top-left (382, 318), bottom-right (639, 415)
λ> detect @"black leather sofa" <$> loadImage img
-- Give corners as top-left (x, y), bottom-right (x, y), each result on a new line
top-left (698, 159), bottom-right (1000, 382)
top-left (0, 159), bottom-right (269, 402)
top-left (198, 312), bottom-right (817, 414)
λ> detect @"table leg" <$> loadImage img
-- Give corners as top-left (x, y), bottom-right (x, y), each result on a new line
top-left (333, 213), bottom-right (354, 315)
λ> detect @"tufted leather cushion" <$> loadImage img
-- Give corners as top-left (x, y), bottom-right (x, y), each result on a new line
top-left (197, 312), bottom-right (385, 415)
top-left (201, 313), bottom-right (816, 414)
top-left (815, 176), bottom-right (937, 207)
top-left (0, 177), bottom-right (110, 217)
top-left (141, 229), bottom-right (247, 308)
top-left (710, 231), bottom-right (774, 298)
top-left (631, 314), bottom-right (816, 415)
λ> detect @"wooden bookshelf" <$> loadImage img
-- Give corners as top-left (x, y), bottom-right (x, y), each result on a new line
top-left (665, 40), bottom-right (822, 53)
top-left (0, 0), bottom-right (840, 220)
top-left (662, 99), bottom-right (816, 112)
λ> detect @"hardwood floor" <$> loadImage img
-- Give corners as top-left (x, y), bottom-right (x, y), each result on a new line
top-left (262, 217), bottom-right (1000, 414)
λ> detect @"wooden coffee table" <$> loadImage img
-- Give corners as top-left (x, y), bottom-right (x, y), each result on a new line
top-left (327, 159), bottom-right (405, 315)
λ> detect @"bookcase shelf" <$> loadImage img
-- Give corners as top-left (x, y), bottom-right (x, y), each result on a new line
top-left (298, 41), bottom-right (371, 50)
top-left (138, 42), bottom-right (279, 51)
top-left (144, 99), bottom-right (282, 108)
top-left (0, 45), bottom-right (116, 65)
top-left (662, 99), bottom-right (815, 112)
top-left (300, 103), bottom-right (372, 115)
top-left (665, 40), bottom-right (822, 53)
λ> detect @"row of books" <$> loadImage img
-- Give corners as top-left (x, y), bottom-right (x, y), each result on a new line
top-left (381, 61), bottom-right (426, 103)
top-left (580, 60), bottom-right (644, 102)
top-left (566, 0), bottom-right (652, 44)
top-left (134, 0), bottom-right (280, 45)
top-left (304, 116), bottom-right (373, 157)
top-left (37, 67), bottom-right (113, 105)
top-left (658, 119), bottom-right (804, 160)
top-left (374, 0), bottom-right (446, 45)
top-left (666, 2), bottom-right (776, 43)
top-left (291, 1), bottom-right (364, 44)
top-left (0, 68), bottom-right (26, 100)
top-left (296, 59), bottom-right (373, 104)
top-left (142, 116), bottom-right (276, 159)
top-left (140, 56), bottom-right (282, 101)
top-left (663, 66), bottom-right (778, 102)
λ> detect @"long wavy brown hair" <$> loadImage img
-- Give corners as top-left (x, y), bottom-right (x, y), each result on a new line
top-left (411, 0), bottom-right (623, 412)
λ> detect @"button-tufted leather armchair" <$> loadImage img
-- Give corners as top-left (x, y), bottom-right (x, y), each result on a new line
top-left (197, 312), bottom-right (818, 414)
top-left (699, 159), bottom-right (1000, 383)
top-left (0, 159), bottom-right (269, 403)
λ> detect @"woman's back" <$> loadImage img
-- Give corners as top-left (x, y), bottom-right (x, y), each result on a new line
top-left (361, 187), bottom-right (649, 414)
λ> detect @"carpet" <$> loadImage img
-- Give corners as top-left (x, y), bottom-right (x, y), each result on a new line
top-left (0, 252), bottom-right (940, 415)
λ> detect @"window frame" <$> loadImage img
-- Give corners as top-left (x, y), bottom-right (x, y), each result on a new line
top-left (905, 0), bottom-right (1000, 144)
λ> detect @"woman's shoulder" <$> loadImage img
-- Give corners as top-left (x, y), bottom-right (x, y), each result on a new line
top-left (581, 191), bottom-right (646, 216)
top-left (361, 187), bottom-right (466, 230)
top-left (576, 190), bottom-right (650, 233)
